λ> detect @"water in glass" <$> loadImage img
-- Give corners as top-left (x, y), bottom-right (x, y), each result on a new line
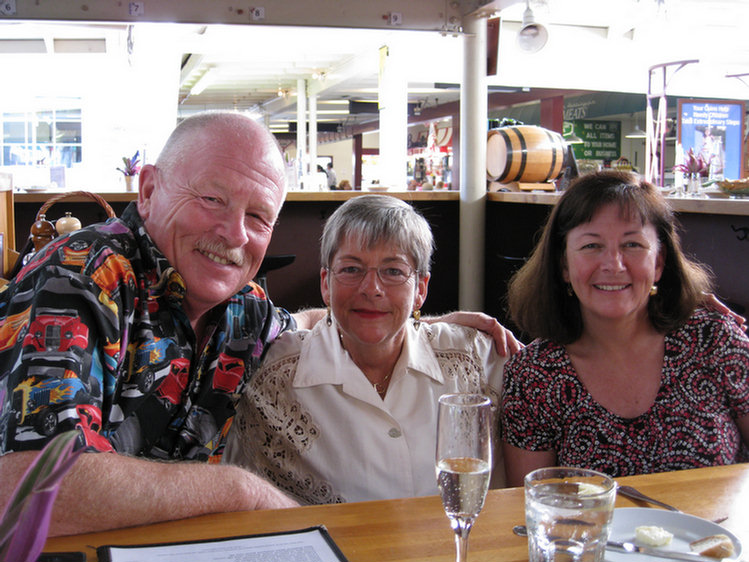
top-left (525, 467), bottom-right (616, 562)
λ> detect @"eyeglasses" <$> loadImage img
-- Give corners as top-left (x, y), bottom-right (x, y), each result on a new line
top-left (328, 263), bottom-right (417, 286)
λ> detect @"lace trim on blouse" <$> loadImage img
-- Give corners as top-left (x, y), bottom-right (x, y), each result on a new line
top-left (233, 327), bottom-right (494, 504)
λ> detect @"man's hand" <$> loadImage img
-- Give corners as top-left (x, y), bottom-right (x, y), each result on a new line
top-left (704, 293), bottom-right (747, 331)
top-left (292, 308), bottom-right (326, 330)
top-left (425, 311), bottom-right (523, 356)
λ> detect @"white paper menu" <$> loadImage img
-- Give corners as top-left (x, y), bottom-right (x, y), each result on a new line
top-left (98, 525), bottom-right (349, 562)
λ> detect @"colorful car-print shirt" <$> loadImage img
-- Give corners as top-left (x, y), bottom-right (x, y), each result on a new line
top-left (0, 202), bottom-right (293, 461)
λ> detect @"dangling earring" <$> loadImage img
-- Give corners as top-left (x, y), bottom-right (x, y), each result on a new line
top-left (649, 284), bottom-right (658, 296)
top-left (326, 306), bottom-right (332, 326)
top-left (566, 284), bottom-right (574, 297)
top-left (412, 308), bottom-right (421, 330)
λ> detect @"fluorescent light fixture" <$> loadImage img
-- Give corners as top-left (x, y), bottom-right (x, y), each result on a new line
top-left (0, 39), bottom-right (46, 53)
top-left (435, 82), bottom-right (527, 93)
top-left (54, 38), bottom-right (106, 53)
top-left (189, 68), bottom-right (215, 96)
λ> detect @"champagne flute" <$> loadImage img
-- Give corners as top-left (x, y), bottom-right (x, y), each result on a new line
top-left (436, 393), bottom-right (493, 562)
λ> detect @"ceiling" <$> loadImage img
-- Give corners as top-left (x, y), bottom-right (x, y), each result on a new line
top-left (1, 0), bottom-right (748, 137)
top-left (173, 24), bottom-right (468, 134)
top-left (170, 0), bottom-right (749, 133)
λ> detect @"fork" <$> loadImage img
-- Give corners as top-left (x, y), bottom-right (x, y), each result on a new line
top-left (616, 485), bottom-right (681, 512)
top-left (617, 485), bottom-right (729, 523)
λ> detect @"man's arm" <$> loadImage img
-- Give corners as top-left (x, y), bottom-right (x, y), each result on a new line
top-left (293, 308), bottom-right (524, 356)
top-left (425, 311), bottom-right (523, 357)
top-left (292, 308), bottom-right (326, 330)
top-left (703, 293), bottom-right (747, 331)
top-left (0, 450), bottom-right (297, 537)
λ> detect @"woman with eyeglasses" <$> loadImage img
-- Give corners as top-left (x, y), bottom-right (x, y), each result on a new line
top-left (225, 194), bottom-right (510, 504)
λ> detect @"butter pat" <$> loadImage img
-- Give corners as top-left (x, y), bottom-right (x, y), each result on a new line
top-left (635, 525), bottom-right (674, 546)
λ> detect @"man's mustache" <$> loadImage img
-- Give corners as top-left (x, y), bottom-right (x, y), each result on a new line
top-left (195, 239), bottom-right (245, 266)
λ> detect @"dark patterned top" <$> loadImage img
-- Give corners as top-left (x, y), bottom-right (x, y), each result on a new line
top-left (0, 202), bottom-right (293, 461)
top-left (501, 309), bottom-right (749, 476)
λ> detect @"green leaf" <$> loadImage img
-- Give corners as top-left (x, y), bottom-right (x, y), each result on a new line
top-left (0, 431), bottom-right (83, 562)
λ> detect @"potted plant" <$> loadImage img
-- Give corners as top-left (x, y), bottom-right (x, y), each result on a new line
top-left (673, 148), bottom-right (708, 196)
top-left (117, 151), bottom-right (141, 191)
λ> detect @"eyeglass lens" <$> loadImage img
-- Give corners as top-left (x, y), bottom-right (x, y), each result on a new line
top-left (330, 263), bottom-right (414, 285)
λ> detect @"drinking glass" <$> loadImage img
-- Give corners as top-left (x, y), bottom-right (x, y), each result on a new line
top-left (525, 467), bottom-right (616, 562)
top-left (436, 393), bottom-right (493, 562)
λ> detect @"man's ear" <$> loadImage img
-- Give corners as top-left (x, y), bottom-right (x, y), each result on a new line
top-left (136, 164), bottom-right (157, 220)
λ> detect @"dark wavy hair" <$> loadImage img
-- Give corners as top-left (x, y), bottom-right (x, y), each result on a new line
top-left (507, 170), bottom-right (713, 344)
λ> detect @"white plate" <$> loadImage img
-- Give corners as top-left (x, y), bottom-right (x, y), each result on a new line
top-left (366, 186), bottom-right (389, 192)
top-left (23, 186), bottom-right (48, 192)
top-left (704, 189), bottom-right (730, 199)
top-left (605, 508), bottom-right (741, 561)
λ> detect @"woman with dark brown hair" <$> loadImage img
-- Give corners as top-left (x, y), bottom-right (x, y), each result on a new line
top-left (501, 170), bottom-right (749, 486)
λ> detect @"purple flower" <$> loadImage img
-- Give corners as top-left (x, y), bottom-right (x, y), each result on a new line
top-left (117, 150), bottom-right (141, 176)
top-left (673, 148), bottom-right (708, 176)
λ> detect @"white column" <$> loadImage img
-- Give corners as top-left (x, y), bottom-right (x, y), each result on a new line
top-left (309, 93), bottom-right (318, 186)
top-left (459, 14), bottom-right (487, 311)
top-left (296, 78), bottom-right (307, 182)
top-left (378, 44), bottom-right (408, 190)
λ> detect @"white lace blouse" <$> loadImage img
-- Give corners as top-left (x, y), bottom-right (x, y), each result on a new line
top-left (224, 319), bottom-right (506, 504)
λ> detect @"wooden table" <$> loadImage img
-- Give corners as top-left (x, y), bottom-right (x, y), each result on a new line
top-left (44, 464), bottom-right (749, 562)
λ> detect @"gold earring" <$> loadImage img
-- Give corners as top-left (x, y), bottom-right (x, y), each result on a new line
top-left (650, 285), bottom-right (658, 296)
top-left (567, 284), bottom-right (574, 296)
top-left (326, 306), bottom-right (332, 326)
top-left (412, 308), bottom-right (421, 330)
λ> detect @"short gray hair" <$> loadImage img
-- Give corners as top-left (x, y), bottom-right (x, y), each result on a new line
top-left (320, 195), bottom-right (434, 275)
top-left (155, 111), bottom-right (287, 194)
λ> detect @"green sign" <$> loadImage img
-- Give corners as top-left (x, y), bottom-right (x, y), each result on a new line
top-left (568, 120), bottom-right (621, 161)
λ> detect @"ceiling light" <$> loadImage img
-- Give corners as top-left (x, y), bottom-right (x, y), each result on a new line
top-left (625, 115), bottom-right (647, 139)
top-left (189, 68), bottom-right (215, 96)
top-left (625, 125), bottom-right (646, 139)
top-left (517, 1), bottom-right (548, 54)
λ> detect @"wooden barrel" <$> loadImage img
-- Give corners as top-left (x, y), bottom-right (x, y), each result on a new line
top-left (487, 125), bottom-right (566, 183)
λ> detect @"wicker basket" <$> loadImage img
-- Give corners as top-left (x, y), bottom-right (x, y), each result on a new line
top-left (7, 191), bottom-right (118, 280)
top-left (36, 190), bottom-right (116, 222)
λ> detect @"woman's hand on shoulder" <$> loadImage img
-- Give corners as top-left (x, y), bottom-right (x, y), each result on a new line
top-left (425, 311), bottom-right (524, 357)
top-left (703, 293), bottom-right (747, 331)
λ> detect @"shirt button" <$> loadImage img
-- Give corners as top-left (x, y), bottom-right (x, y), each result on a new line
top-left (388, 428), bottom-right (402, 438)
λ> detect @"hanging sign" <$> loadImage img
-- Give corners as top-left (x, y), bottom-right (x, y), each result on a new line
top-left (677, 99), bottom-right (745, 180)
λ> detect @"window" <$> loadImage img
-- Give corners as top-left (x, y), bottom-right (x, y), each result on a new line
top-left (1, 102), bottom-right (82, 168)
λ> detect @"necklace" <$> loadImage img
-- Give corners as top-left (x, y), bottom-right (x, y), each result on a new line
top-left (372, 372), bottom-right (393, 397)
top-left (337, 330), bottom-right (393, 397)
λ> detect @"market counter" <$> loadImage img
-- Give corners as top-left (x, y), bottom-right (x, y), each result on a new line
top-left (487, 190), bottom-right (749, 216)
top-left (11, 189), bottom-right (462, 316)
top-left (12, 189), bottom-right (749, 324)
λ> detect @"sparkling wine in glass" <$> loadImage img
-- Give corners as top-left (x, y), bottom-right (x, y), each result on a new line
top-left (436, 393), bottom-right (493, 562)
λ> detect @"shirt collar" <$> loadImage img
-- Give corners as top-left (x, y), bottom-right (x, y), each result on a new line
top-left (121, 202), bottom-right (186, 305)
top-left (293, 319), bottom-right (445, 387)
